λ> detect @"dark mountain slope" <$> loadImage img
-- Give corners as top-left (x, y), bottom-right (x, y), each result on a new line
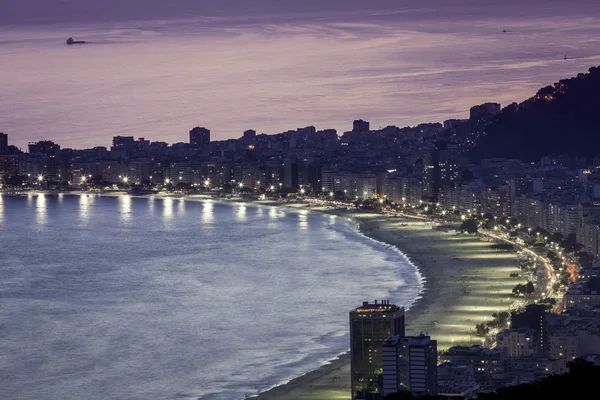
top-left (469, 66), bottom-right (600, 162)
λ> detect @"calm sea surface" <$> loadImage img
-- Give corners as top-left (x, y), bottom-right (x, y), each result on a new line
top-left (0, 194), bottom-right (422, 400)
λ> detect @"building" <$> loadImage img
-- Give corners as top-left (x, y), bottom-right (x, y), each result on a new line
top-left (350, 300), bottom-right (406, 400)
top-left (437, 363), bottom-right (479, 399)
top-left (470, 103), bottom-right (501, 122)
top-left (353, 120), bottom-right (370, 133)
top-left (382, 334), bottom-right (438, 397)
top-left (283, 157), bottom-right (298, 189)
top-left (0, 132), bottom-right (7, 155)
top-left (563, 277), bottom-right (600, 312)
top-left (243, 129), bottom-right (256, 142)
top-left (511, 304), bottom-right (548, 351)
top-left (189, 127), bottom-right (211, 148)
top-left (496, 329), bottom-right (539, 358)
top-left (0, 155), bottom-right (19, 177)
top-left (442, 346), bottom-right (505, 384)
top-left (548, 331), bottom-right (578, 375)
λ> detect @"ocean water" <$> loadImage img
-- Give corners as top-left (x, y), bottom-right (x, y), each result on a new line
top-left (2, 1), bottom-right (600, 149)
top-left (0, 194), bottom-right (422, 400)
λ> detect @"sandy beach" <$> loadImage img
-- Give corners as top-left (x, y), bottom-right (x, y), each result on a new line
top-left (250, 205), bottom-right (523, 400)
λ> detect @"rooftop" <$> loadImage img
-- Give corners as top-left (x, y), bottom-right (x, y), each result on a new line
top-left (352, 300), bottom-right (403, 313)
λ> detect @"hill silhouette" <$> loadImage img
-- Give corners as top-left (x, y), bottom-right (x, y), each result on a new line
top-left (469, 66), bottom-right (600, 162)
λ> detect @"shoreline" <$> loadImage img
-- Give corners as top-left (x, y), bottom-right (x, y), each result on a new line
top-left (2, 192), bottom-right (524, 400)
top-left (248, 204), bottom-right (524, 400)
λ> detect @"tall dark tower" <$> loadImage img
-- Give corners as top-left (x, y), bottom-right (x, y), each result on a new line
top-left (0, 133), bottom-right (7, 155)
top-left (350, 300), bottom-right (405, 400)
top-left (353, 119), bottom-right (370, 133)
top-left (189, 127), bottom-right (211, 148)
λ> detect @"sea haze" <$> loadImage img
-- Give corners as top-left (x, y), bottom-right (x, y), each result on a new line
top-left (2, 1), bottom-right (600, 148)
top-left (0, 195), bottom-right (422, 400)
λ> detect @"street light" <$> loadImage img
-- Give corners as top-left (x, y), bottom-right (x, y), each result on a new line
top-left (37, 175), bottom-right (44, 182)
top-left (300, 188), bottom-right (305, 194)
top-left (165, 178), bottom-right (171, 184)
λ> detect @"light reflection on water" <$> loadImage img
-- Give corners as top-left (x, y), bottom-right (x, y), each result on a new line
top-left (119, 195), bottom-right (132, 224)
top-left (78, 194), bottom-right (93, 224)
top-left (256, 206), bottom-right (264, 218)
top-left (201, 200), bottom-right (214, 224)
top-left (236, 204), bottom-right (247, 222)
top-left (298, 211), bottom-right (308, 230)
top-left (177, 198), bottom-right (186, 216)
top-left (162, 197), bottom-right (174, 225)
top-left (0, 196), bottom-right (422, 400)
top-left (35, 194), bottom-right (46, 227)
top-left (148, 196), bottom-right (155, 214)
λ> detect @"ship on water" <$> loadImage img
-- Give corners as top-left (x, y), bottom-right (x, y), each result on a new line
top-left (66, 37), bottom-right (85, 45)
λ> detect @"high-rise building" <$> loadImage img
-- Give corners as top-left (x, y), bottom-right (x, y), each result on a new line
top-left (350, 300), bottom-right (405, 400)
top-left (510, 304), bottom-right (547, 351)
top-left (243, 129), bottom-right (256, 142)
top-left (382, 334), bottom-right (438, 397)
top-left (0, 133), bottom-right (8, 155)
top-left (283, 157), bottom-right (298, 189)
top-left (46, 144), bottom-right (60, 181)
top-left (189, 127), bottom-right (211, 148)
top-left (353, 119), bottom-right (370, 133)
top-left (0, 156), bottom-right (19, 177)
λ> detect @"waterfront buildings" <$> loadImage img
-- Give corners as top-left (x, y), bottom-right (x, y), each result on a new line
top-left (0, 132), bottom-right (7, 155)
top-left (382, 334), bottom-right (438, 397)
top-left (496, 329), bottom-right (539, 358)
top-left (442, 346), bottom-right (505, 390)
top-left (350, 300), bottom-right (405, 400)
top-left (189, 127), bottom-right (211, 148)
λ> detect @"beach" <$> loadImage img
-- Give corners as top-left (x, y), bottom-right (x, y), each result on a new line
top-left (2, 192), bottom-right (522, 399)
top-left (251, 205), bottom-right (523, 400)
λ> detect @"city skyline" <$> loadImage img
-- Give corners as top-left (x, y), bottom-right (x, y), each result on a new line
top-left (4, 1), bottom-right (600, 399)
